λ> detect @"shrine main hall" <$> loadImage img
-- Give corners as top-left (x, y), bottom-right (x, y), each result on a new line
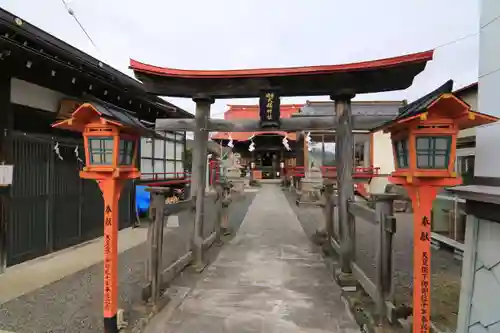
top-left (210, 100), bottom-right (402, 181)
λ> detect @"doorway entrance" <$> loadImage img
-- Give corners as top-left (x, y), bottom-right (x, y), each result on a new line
top-left (257, 152), bottom-right (278, 179)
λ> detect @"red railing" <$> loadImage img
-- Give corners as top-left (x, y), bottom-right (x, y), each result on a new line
top-left (141, 172), bottom-right (191, 187)
top-left (286, 166), bottom-right (380, 178)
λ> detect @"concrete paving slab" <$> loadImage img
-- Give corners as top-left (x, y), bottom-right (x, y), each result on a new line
top-left (148, 185), bottom-right (359, 333)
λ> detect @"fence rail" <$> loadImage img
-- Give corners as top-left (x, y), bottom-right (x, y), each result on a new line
top-left (142, 183), bottom-right (230, 309)
top-left (288, 166), bottom-right (381, 178)
top-left (323, 184), bottom-right (410, 324)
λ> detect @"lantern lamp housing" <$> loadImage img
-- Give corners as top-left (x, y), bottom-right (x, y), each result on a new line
top-left (373, 80), bottom-right (499, 186)
top-left (51, 102), bottom-right (165, 180)
top-left (388, 120), bottom-right (459, 183)
top-left (80, 122), bottom-right (140, 179)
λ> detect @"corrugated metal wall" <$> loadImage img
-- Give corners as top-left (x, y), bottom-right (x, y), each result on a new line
top-left (6, 132), bottom-right (134, 266)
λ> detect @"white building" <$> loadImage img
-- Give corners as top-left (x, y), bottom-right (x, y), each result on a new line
top-left (140, 130), bottom-right (186, 182)
top-left (451, 1), bottom-right (500, 332)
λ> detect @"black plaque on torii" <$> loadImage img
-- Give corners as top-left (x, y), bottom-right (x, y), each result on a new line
top-left (259, 90), bottom-right (281, 128)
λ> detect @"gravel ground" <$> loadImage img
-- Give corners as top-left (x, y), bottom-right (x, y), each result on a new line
top-left (0, 193), bottom-right (256, 333)
top-left (284, 191), bottom-right (462, 332)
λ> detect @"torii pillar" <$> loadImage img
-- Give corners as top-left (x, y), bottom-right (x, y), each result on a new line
top-left (191, 96), bottom-right (214, 270)
top-left (331, 94), bottom-right (356, 276)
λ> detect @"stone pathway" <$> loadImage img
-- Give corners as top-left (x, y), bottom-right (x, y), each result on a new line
top-left (149, 185), bottom-right (359, 333)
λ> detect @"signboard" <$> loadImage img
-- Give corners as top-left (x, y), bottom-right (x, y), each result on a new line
top-left (259, 91), bottom-right (281, 128)
top-left (0, 165), bottom-right (13, 186)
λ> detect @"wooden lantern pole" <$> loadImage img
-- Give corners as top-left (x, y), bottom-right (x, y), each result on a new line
top-left (404, 185), bottom-right (438, 333)
top-left (98, 178), bottom-right (124, 333)
top-left (52, 103), bottom-right (144, 333)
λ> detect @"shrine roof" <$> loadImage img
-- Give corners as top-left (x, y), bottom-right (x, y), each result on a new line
top-left (211, 104), bottom-right (301, 141)
top-left (130, 50), bottom-right (434, 98)
top-left (296, 100), bottom-right (402, 117)
top-left (224, 104), bottom-right (302, 119)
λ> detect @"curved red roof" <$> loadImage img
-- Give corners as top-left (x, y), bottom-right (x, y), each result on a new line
top-left (131, 50), bottom-right (434, 99)
top-left (130, 50), bottom-right (433, 78)
top-left (211, 104), bottom-right (301, 142)
top-left (224, 104), bottom-right (302, 120)
top-left (211, 131), bottom-right (295, 142)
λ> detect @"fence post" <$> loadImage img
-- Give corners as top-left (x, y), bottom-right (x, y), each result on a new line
top-left (214, 182), bottom-right (224, 246)
top-left (374, 194), bottom-right (397, 323)
top-left (323, 182), bottom-right (335, 251)
top-left (149, 191), bottom-right (166, 307)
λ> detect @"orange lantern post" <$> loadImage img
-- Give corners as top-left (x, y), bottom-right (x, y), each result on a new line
top-left (52, 102), bottom-right (145, 333)
top-left (375, 81), bottom-right (498, 333)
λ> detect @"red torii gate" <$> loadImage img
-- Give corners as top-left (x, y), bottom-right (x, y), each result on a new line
top-left (129, 50), bottom-right (434, 330)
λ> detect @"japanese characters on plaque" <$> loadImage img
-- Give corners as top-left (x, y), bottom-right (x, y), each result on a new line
top-left (259, 90), bottom-right (281, 128)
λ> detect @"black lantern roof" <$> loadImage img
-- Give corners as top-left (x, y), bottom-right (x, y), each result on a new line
top-left (82, 98), bottom-right (166, 140)
top-left (371, 80), bottom-right (454, 132)
top-left (394, 80), bottom-right (453, 121)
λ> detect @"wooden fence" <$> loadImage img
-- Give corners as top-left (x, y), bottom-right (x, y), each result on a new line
top-left (322, 183), bottom-right (411, 324)
top-left (142, 183), bottom-right (230, 310)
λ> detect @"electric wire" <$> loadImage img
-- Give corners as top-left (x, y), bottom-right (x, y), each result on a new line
top-left (59, 0), bottom-right (98, 50)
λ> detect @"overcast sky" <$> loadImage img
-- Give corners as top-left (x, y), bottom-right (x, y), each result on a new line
top-left (1, 0), bottom-right (479, 118)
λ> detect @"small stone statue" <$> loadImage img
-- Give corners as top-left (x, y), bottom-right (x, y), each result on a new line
top-left (297, 165), bottom-right (324, 205)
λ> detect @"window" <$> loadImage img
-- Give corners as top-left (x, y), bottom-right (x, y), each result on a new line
top-left (119, 140), bottom-right (135, 165)
top-left (166, 141), bottom-right (175, 159)
top-left (394, 139), bottom-right (409, 168)
top-left (354, 142), bottom-right (367, 167)
top-left (153, 138), bottom-right (165, 158)
top-left (141, 158), bottom-right (153, 179)
top-left (141, 137), bottom-right (153, 158)
top-left (140, 131), bottom-right (186, 179)
top-left (416, 136), bottom-right (451, 169)
top-left (457, 155), bottom-right (475, 185)
top-left (153, 159), bottom-right (165, 178)
top-left (89, 137), bottom-right (114, 165)
top-left (166, 160), bottom-right (175, 174)
top-left (175, 142), bottom-right (184, 161)
top-left (176, 161), bottom-right (184, 176)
